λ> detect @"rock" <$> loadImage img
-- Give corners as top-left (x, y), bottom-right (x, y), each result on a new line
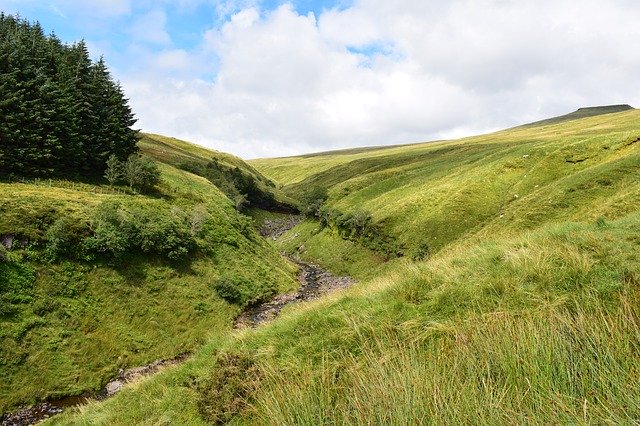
top-left (259, 215), bottom-right (304, 239)
top-left (105, 380), bottom-right (123, 395)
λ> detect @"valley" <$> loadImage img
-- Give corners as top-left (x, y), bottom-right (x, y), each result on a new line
top-left (3, 106), bottom-right (633, 425)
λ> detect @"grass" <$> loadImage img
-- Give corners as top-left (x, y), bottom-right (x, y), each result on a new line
top-left (49, 107), bottom-right (640, 425)
top-left (50, 210), bottom-right (640, 425)
top-left (251, 108), bottom-right (640, 256)
top-left (0, 141), bottom-right (298, 414)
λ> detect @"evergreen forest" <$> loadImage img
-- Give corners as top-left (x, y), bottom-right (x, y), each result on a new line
top-left (0, 14), bottom-right (138, 180)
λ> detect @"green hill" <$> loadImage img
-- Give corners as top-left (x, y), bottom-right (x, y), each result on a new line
top-left (0, 137), bottom-right (298, 414)
top-left (519, 104), bottom-right (634, 128)
top-left (31, 108), bottom-right (640, 424)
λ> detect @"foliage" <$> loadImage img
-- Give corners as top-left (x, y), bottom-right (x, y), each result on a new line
top-left (123, 155), bottom-right (161, 192)
top-left (0, 14), bottom-right (138, 180)
top-left (178, 159), bottom-right (295, 213)
top-left (44, 216), bottom-right (83, 260)
top-left (318, 207), bottom-right (404, 257)
top-left (84, 201), bottom-right (194, 260)
top-left (104, 154), bottom-right (123, 186)
top-left (212, 274), bottom-right (276, 307)
top-left (300, 186), bottom-right (328, 217)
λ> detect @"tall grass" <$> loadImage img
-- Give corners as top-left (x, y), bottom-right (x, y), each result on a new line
top-left (252, 299), bottom-right (640, 425)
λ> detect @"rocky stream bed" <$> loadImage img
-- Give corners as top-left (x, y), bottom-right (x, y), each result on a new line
top-left (1, 215), bottom-right (355, 425)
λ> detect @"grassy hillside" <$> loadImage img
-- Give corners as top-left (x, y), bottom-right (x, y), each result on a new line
top-left (140, 134), bottom-right (297, 211)
top-left (519, 104), bottom-right (634, 128)
top-left (0, 142), bottom-right (298, 414)
top-left (45, 108), bottom-right (640, 424)
top-left (252, 108), bottom-right (640, 257)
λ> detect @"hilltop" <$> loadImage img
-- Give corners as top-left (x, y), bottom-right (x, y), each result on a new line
top-left (47, 107), bottom-right (640, 424)
top-left (519, 104), bottom-right (634, 128)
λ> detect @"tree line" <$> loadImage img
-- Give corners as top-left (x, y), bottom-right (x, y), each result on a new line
top-left (0, 14), bottom-right (138, 179)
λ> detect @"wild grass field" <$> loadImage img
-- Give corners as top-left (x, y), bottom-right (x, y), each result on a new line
top-left (0, 136), bottom-right (298, 414)
top-left (47, 108), bottom-right (640, 424)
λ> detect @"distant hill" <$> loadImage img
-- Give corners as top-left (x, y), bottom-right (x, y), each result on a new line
top-left (519, 104), bottom-right (634, 128)
top-left (140, 133), bottom-right (298, 212)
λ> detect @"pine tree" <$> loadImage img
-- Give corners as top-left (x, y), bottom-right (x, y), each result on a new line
top-left (0, 15), bottom-right (139, 180)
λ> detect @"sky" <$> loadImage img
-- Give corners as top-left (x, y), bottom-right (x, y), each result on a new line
top-left (1, 0), bottom-right (639, 159)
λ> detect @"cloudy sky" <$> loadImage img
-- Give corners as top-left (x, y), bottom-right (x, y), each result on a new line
top-left (1, 0), bottom-right (639, 158)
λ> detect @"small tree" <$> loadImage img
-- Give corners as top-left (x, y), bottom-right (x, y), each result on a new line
top-left (124, 154), bottom-right (161, 192)
top-left (104, 154), bottom-right (123, 186)
top-left (300, 186), bottom-right (328, 217)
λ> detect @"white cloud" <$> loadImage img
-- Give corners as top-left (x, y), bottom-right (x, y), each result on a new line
top-left (129, 9), bottom-right (171, 45)
top-left (121, 0), bottom-right (640, 159)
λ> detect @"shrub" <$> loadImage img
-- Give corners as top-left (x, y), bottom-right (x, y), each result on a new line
top-left (124, 154), bottom-right (161, 192)
top-left (84, 202), bottom-right (133, 257)
top-left (134, 207), bottom-right (194, 260)
top-left (84, 201), bottom-right (196, 260)
top-left (104, 154), bottom-right (123, 186)
top-left (212, 277), bottom-right (246, 305)
top-left (301, 186), bottom-right (328, 217)
top-left (0, 244), bottom-right (7, 263)
top-left (44, 217), bottom-right (83, 260)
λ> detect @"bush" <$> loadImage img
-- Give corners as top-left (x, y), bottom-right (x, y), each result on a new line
top-left (84, 202), bottom-right (133, 258)
top-left (134, 207), bottom-right (194, 260)
top-left (84, 201), bottom-right (196, 260)
top-left (124, 155), bottom-right (161, 192)
top-left (301, 186), bottom-right (328, 217)
top-left (45, 217), bottom-right (84, 260)
top-left (212, 277), bottom-right (246, 305)
top-left (104, 154), bottom-right (123, 186)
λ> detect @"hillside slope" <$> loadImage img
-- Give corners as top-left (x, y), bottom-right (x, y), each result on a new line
top-left (49, 109), bottom-right (640, 424)
top-left (253, 108), bottom-right (640, 257)
top-left (0, 140), bottom-right (298, 414)
top-left (140, 134), bottom-right (297, 211)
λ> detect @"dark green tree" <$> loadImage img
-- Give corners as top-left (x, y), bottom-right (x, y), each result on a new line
top-left (0, 15), bottom-right (138, 180)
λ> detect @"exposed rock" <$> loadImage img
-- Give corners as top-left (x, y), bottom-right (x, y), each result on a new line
top-left (234, 256), bottom-right (355, 328)
top-left (259, 215), bottom-right (304, 240)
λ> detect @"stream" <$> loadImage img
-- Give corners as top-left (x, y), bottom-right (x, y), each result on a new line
top-left (1, 215), bottom-right (355, 426)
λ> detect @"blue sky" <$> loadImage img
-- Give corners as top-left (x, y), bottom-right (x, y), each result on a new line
top-left (1, 1), bottom-right (639, 159)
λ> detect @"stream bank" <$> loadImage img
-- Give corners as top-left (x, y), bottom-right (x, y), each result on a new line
top-left (1, 215), bottom-right (354, 425)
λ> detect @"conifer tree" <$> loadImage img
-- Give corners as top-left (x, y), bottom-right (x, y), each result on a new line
top-left (0, 15), bottom-right (139, 180)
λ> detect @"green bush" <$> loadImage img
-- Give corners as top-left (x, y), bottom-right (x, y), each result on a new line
top-left (0, 245), bottom-right (7, 263)
top-left (134, 207), bottom-right (194, 260)
top-left (84, 201), bottom-right (196, 260)
top-left (44, 217), bottom-right (85, 260)
top-left (301, 186), bottom-right (328, 217)
top-left (84, 202), bottom-right (133, 257)
top-left (124, 155), bottom-right (161, 192)
top-left (212, 277), bottom-right (247, 305)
